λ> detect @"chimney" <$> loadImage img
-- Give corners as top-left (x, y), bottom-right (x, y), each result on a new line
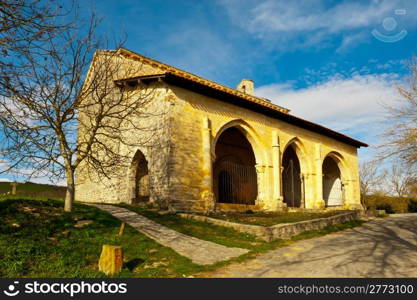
top-left (237, 79), bottom-right (254, 95)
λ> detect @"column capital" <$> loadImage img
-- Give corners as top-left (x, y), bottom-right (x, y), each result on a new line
top-left (255, 164), bottom-right (266, 173)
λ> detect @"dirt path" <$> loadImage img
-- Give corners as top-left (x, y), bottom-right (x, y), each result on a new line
top-left (203, 214), bottom-right (417, 277)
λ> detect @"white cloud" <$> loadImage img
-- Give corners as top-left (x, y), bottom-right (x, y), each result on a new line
top-left (255, 73), bottom-right (402, 151)
top-left (0, 159), bottom-right (10, 172)
top-left (249, 1), bottom-right (389, 32)
top-left (0, 178), bottom-right (11, 182)
top-left (336, 31), bottom-right (370, 53)
top-left (220, 0), bottom-right (417, 50)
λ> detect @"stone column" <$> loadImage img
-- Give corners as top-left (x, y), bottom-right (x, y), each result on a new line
top-left (255, 164), bottom-right (266, 206)
top-left (272, 131), bottom-right (285, 210)
top-left (201, 116), bottom-right (215, 212)
top-left (314, 144), bottom-right (325, 209)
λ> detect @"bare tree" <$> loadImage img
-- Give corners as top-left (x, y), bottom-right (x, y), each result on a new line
top-left (359, 160), bottom-right (386, 205)
top-left (405, 177), bottom-right (417, 198)
top-left (0, 9), bottom-right (162, 211)
top-left (380, 57), bottom-right (417, 168)
top-left (386, 162), bottom-right (416, 197)
top-left (0, 0), bottom-right (72, 67)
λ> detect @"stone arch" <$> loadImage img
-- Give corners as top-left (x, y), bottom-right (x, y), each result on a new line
top-left (212, 119), bottom-right (266, 166)
top-left (212, 120), bottom-right (264, 205)
top-left (322, 151), bottom-right (349, 207)
top-left (128, 149), bottom-right (150, 204)
top-left (281, 137), bottom-right (310, 208)
top-left (281, 137), bottom-right (310, 174)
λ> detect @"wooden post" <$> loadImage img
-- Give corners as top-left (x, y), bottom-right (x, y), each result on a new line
top-left (98, 245), bottom-right (123, 275)
top-left (10, 182), bottom-right (17, 195)
top-left (118, 222), bottom-right (126, 236)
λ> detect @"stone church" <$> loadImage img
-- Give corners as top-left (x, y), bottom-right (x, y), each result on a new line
top-left (75, 48), bottom-right (367, 213)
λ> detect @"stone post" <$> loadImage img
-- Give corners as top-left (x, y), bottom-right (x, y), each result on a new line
top-left (272, 131), bottom-right (285, 210)
top-left (201, 116), bottom-right (215, 212)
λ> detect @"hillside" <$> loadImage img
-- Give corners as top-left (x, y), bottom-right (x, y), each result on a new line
top-left (0, 181), bottom-right (67, 199)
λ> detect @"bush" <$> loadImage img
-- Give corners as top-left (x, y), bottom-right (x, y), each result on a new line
top-left (376, 204), bottom-right (395, 214)
top-left (364, 194), bottom-right (411, 213)
top-left (408, 200), bottom-right (417, 213)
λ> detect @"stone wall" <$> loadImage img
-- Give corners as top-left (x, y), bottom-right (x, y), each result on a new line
top-left (167, 84), bottom-right (362, 212)
top-left (179, 211), bottom-right (360, 242)
top-left (75, 71), bottom-right (174, 208)
top-left (75, 51), bottom-right (363, 213)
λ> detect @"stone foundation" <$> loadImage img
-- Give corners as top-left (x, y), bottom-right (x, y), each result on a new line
top-left (178, 210), bottom-right (360, 242)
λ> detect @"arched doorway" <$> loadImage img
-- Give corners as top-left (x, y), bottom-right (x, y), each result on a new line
top-left (282, 145), bottom-right (302, 207)
top-left (213, 127), bottom-right (258, 205)
top-left (129, 150), bottom-right (150, 204)
top-left (322, 156), bottom-right (343, 206)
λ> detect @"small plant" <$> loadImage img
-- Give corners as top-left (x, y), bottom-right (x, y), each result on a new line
top-left (376, 213), bottom-right (389, 218)
top-left (244, 210), bottom-right (254, 214)
top-left (408, 200), bottom-right (417, 213)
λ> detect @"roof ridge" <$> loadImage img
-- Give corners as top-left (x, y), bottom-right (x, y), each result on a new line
top-left (116, 47), bottom-right (290, 114)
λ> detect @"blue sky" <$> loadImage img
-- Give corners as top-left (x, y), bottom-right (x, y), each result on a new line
top-left (2, 0), bottom-right (417, 183)
top-left (92, 0), bottom-right (415, 159)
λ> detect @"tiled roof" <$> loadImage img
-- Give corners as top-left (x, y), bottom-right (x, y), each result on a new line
top-left (113, 48), bottom-right (368, 148)
top-left (115, 48), bottom-right (289, 114)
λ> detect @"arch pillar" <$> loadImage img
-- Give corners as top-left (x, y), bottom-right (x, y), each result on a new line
top-left (272, 131), bottom-right (285, 210)
top-left (313, 144), bottom-right (326, 209)
top-left (201, 116), bottom-right (215, 212)
top-left (255, 163), bottom-right (267, 206)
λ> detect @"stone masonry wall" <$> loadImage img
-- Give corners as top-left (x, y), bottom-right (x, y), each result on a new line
top-left (167, 84), bottom-right (362, 212)
top-left (76, 51), bottom-right (362, 213)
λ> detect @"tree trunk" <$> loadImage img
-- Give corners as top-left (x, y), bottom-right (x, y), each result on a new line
top-left (64, 169), bottom-right (75, 212)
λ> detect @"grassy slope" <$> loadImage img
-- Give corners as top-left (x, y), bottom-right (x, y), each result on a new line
top-left (0, 198), bottom-right (364, 278)
top-left (0, 197), bottom-right (204, 278)
top-left (0, 182), bottom-right (66, 198)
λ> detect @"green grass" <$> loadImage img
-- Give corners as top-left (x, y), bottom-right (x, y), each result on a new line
top-left (0, 197), bottom-right (204, 278)
top-left (0, 182), bottom-right (66, 198)
top-left (197, 210), bottom-right (349, 227)
top-left (0, 197), bottom-right (364, 278)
